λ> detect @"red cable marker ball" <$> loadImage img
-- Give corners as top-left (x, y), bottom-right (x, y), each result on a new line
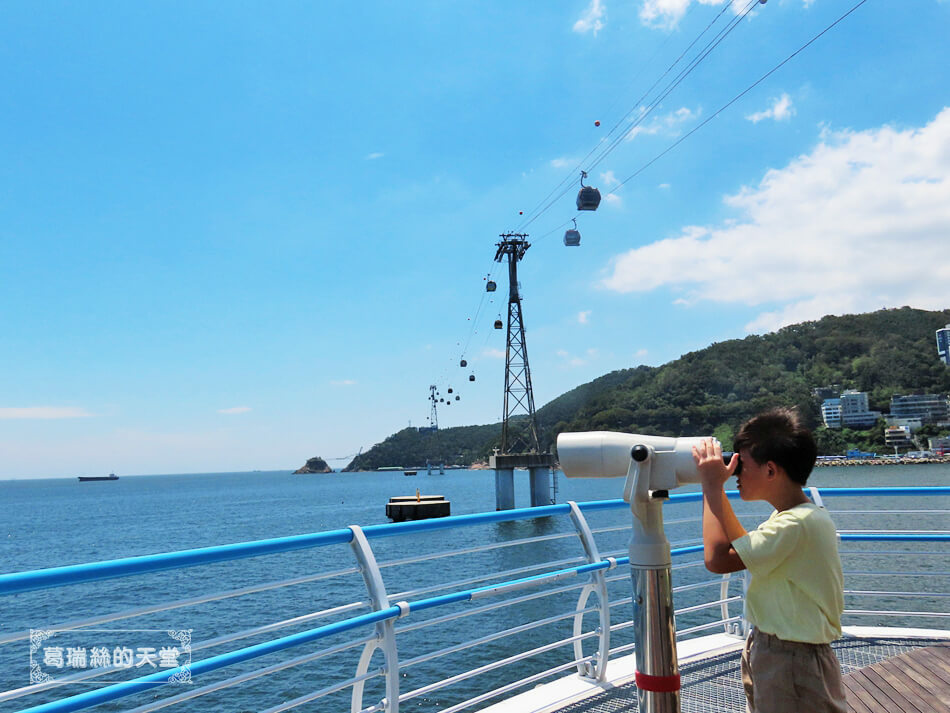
top-left (594, 120), bottom-right (601, 127)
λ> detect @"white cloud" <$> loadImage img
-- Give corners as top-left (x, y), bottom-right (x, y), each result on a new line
top-left (482, 347), bottom-right (506, 359)
top-left (658, 183), bottom-right (671, 189)
top-left (330, 379), bottom-right (357, 386)
top-left (600, 170), bottom-right (620, 187)
top-left (218, 406), bottom-right (252, 415)
top-left (578, 310), bottom-right (592, 324)
top-left (635, 348), bottom-right (649, 358)
top-left (626, 107), bottom-right (697, 141)
top-left (601, 108), bottom-right (950, 333)
top-left (639, 0), bottom-right (739, 30)
top-left (0, 407), bottom-right (92, 419)
top-left (558, 349), bottom-right (587, 367)
top-left (574, 0), bottom-right (606, 35)
top-left (604, 193), bottom-right (623, 206)
top-left (550, 157), bottom-right (574, 169)
top-left (747, 93), bottom-right (795, 123)
top-left (365, 152), bottom-right (384, 160)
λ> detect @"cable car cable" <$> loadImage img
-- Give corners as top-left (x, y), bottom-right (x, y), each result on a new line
top-left (515, 1), bottom-right (750, 231)
top-left (605, 0), bottom-right (871, 197)
top-left (585, 0), bottom-right (761, 176)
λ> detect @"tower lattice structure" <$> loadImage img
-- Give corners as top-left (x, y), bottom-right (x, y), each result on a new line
top-left (428, 384), bottom-right (439, 430)
top-left (494, 233), bottom-right (541, 454)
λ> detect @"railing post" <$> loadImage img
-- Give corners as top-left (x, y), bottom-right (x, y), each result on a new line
top-left (349, 526), bottom-right (403, 713)
top-left (740, 569), bottom-right (751, 638)
top-left (719, 572), bottom-right (734, 635)
top-left (568, 501), bottom-right (612, 681)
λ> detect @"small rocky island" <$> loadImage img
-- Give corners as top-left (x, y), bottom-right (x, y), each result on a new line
top-left (294, 456), bottom-right (333, 474)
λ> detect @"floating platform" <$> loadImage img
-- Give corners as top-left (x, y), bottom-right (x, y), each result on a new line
top-left (385, 494), bottom-right (450, 522)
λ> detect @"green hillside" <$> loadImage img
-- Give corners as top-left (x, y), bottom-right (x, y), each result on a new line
top-left (342, 307), bottom-right (950, 470)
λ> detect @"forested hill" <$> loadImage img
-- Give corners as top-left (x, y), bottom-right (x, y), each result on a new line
top-left (343, 307), bottom-right (950, 470)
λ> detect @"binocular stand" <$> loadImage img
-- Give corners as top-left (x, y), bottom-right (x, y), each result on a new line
top-left (626, 444), bottom-right (682, 713)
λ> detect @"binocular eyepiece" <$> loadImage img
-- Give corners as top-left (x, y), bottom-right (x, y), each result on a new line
top-left (630, 442), bottom-right (739, 472)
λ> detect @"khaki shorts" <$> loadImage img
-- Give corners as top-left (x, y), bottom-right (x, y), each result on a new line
top-left (741, 628), bottom-right (847, 713)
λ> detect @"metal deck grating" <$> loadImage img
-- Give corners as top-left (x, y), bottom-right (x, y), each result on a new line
top-left (557, 637), bottom-right (947, 712)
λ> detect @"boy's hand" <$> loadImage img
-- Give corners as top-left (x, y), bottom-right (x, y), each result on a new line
top-left (692, 438), bottom-right (738, 490)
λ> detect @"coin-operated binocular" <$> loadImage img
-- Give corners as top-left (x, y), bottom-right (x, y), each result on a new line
top-left (557, 432), bottom-right (736, 713)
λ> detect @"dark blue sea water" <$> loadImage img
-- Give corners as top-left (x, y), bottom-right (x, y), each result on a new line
top-left (1, 465), bottom-right (947, 712)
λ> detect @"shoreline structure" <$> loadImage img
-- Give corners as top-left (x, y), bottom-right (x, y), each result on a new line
top-left (813, 455), bottom-right (950, 467)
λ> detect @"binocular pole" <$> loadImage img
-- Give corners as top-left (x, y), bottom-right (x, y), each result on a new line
top-left (626, 444), bottom-right (681, 713)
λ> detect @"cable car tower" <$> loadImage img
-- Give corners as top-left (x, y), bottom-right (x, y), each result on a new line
top-left (489, 233), bottom-right (556, 510)
top-left (428, 385), bottom-right (439, 430)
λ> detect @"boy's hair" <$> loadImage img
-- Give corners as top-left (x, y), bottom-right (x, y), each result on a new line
top-left (732, 407), bottom-right (817, 485)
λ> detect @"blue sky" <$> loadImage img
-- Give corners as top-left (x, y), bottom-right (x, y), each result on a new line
top-left (2, 1), bottom-right (948, 478)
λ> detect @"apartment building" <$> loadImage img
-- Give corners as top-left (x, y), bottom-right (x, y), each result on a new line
top-left (839, 390), bottom-right (881, 429)
top-left (890, 393), bottom-right (950, 424)
top-left (937, 324), bottom-right (950, 366)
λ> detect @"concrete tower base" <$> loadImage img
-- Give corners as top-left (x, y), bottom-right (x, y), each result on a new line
top-left (490, 453), bottom-right (557, 511)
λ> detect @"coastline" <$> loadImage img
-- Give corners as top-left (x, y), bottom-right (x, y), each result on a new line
top-left (815, 455), bottom-right (950, 467)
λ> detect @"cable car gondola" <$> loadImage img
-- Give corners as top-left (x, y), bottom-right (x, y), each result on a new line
top-left (486, 280), bottom-right (496, 293)
top-left (469, 374), bottom-right (475, 382)
top-left (448, 388), bottom-right (453, 394)
top-left (564, 218), bottom-right (580, 247)
top-left (455, 395), bottom-right (460, 401)
top-left (494, 319), bottom-right (503, 329)
top-left (460, 359), bottom-right (467, 367)
top-left (576, 171), bottom-right (601, 211)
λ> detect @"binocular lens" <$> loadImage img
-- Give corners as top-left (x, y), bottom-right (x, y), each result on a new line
top-left (723, 452), bottom-right (742, 475)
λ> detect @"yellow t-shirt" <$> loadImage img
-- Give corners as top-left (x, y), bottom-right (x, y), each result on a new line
top-left (732, 502), bottom-right (844, 644)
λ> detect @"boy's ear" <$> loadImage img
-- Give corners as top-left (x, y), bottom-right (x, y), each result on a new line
top-left (765, 461), bottom-right (778, 480)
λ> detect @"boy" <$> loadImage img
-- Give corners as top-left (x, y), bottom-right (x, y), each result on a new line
top-left (692, 407), bottom-right (846, 713)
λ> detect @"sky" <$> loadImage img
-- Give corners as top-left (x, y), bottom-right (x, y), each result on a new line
top-left (1, 0), bottom-right (948, 478)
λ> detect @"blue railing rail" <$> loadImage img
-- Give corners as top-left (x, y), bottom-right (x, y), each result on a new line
top-left (4, 487), bottom-right (948, 597)
top-left (3, 486), bottom-right (948, 713)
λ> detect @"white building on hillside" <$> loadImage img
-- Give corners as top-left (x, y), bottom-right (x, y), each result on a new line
top-left (890, 393), bottom-right (950, 424)
top-left (884, 425), bottom-right (914, 451)
top-left (821, 398), bottom-right (842, 429)
top-left (840, 390), bottom-right (881, 429)
top-left (884, 416), bottom-right (923, 433)
top-left (937, 324), bottom-right (950, 366)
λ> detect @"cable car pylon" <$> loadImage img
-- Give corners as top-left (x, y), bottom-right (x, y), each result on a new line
top-left (489, 232), bottom-right (556, 510)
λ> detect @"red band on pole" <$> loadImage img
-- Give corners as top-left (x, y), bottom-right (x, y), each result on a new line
top-left (635, 670), bottom-right (681, 693)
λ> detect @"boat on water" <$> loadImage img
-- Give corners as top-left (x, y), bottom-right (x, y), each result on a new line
top-left (1, 483), bottom-right (946, 712)
top-left (76, 473), bottom-right (118, 482)
top-left (404, 470), bottom-right (417, 476)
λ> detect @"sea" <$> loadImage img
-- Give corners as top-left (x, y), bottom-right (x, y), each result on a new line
top-left (1, 464), bottom-right (947, 712)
